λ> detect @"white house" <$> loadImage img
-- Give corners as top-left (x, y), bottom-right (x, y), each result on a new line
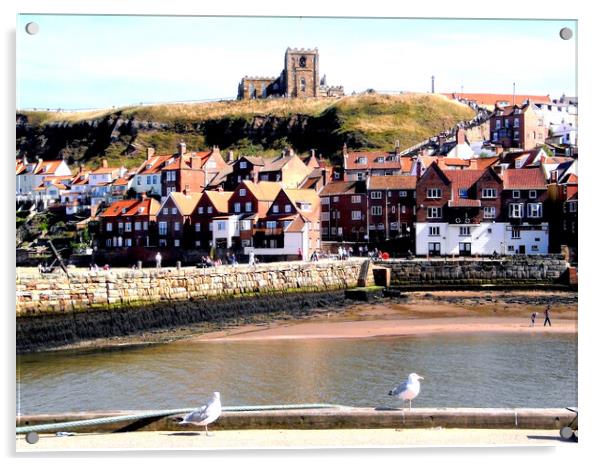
top-left (211, 215), bottom-right (241, 249)
top-left (132, 153), bottom-right (174, 196)
top-left (16, 158), bottom-right (72, 197)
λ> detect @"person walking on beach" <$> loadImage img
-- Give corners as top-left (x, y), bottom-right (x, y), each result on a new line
top-left (155, 252), bottom-right (162, 269)
top-left (544, 305), bottom-right (552, 327)
top-left (530, 312), bottom-right (537, 327)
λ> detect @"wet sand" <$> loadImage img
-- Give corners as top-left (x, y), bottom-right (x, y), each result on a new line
top-left (184, 290), bottom-right (577, 343)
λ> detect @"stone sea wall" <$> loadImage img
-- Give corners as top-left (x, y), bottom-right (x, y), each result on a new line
top-left (376, 255), bottom-right (570, 286)
top-left (16, 260), bottom-right (367, 317)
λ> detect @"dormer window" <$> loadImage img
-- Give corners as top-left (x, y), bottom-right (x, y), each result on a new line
top-left (239, 161), bottom-right (247, 169)
top-left (376, 157), bottom-right (384, 163)
top-left (138, 207), bottom-right (145, 213)
top-left (146, 164), bottom-right (152, 170)
top-left (358, 157), bottom-right (367, 164)
top-left (239, 188), bottom-right (247, 196)
top-left (122, 208), bottom-right (127, 214)
top-left (458, 189), bottom-right (468, 198)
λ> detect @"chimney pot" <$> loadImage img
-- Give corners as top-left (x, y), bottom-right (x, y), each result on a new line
top-left (101, 159), bottom-right (108, 168)
top-left (147, 147), bottom-right (155, 160)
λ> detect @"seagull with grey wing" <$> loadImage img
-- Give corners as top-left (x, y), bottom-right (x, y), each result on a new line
top-left (179, 392), bottom-right (222, 436)
top-left (388, 373), bottom-right (424, 411)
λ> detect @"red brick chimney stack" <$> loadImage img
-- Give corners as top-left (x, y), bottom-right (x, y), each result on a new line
top-left (101, 159), bottom-right (108, 168)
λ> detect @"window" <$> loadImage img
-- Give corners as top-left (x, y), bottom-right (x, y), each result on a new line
top-left (352, 211), bottom-right (362, 220)
top-left (195, 223), bottom-right (201, 232)
top-left (427, 207), bottom-right (442, 219)
top-left (106, 239), bottom-right (112, 247)
top-left (198, 206), bottom-right (204, 214)
top-left (153, 175), bottom-right (158, 184)
top-left (371, 191), bottom-right (382, 199)
top-left (391, 206), bottom-right (396, 214)
top-left (137, 177), bottom-right (141, 185)
top-left (234, 202), bottom-right (241, 213)
top-left (427, 188), bottom-right (442, 199)
top-left (527, 203), bottom-right (542, 218)
top-left (568, 202), bottom-right (577, 213)
top-left (273, 205), bottom-right (280, 213)
top-left (174, 222), bottom-right (180, 231)
top-left (401, 205), bottom-right (407, 214)
top-left (217, 221), bottom-right (226, 231)
top-left (376, 157), bottom-right (384, 163)
top-left (285, 204), bottom-right (292, 213)
top-left (159, 222), bottom-right (167, 235)
top-left (351, 195), bottom-right (361, 204)
top-left (400, 190), bottom-right (407, 197)
top-left (300, 78), bottom-right (306, 92)
top-left (195, 241), bottom-right (201, 247)
top-left (266, 220), bottom-right (277, 229)
top-left (260, 174), bottom-right (269, 181)
top-left (513, 118), bottom-right (520, 128)
top-left (509, 203), bottom-right (523, 218)
top-left (143, 222), bottom-right (148, 230)
top-left (239, 188), bottom-right (246, 196)
top-left (358, 157), bottom-right (367, 164)
top-left (513, 130), bottom-right (519, 140)
top-left (512, 190), bottom-right (521, 199)
top-left (511, 228), bottom-right (521, 239)
top-left (459, 226), bottom-right (471, 236)
top-left (174, 239), bottom-right (180, 247)
top-left (240, 161), bottom-right (247, 169)
top-left (207, 206), bottom-right (213, 214)
top-left (482, 188), bottom-right (497, 198)
top-left (171, 208), bottom-right (177, 215)
top-left (531, 245), bottom-right (539, 252)
top-left (125, 222), bottom-right (132, 232)
top-left (209, 223), bottom-right (213, 231)
top-left (333, 196), bottom-right (339, 203)
top-left (125, 239), bottom-right (132, 247)
top-left (300, 203), bottom-right (311, 212)
top-left (495, 120), bottom-right (501, 129)
top-left (529, 190), bottom-right (537, 199)
top-left (147, 176), bottom-right (151, 184)
top-left (321, 212), bottom-right (329, 221)
top-left (134, 222), bottom-right (141, 231)
top-left (484, 207), bottom-right (496, 219)
top-left (371, 206), bottom-right (383, 215)
top-left (321, 197), bottom-right (330, 205)
top-left (458, 189), bottom-right (468, 198)
top-left (334, 172), bottom-right (340, 180)
top-left (163, 208), bottom-right (168, 215)
top-left (106, 223), bottom-right (113, 232)
top-left (245, 202), bottom-right (252, 212)
top-left (429, 226), bottom-right (440, 236)
top-left (240, 220), bottom-right (251, 231)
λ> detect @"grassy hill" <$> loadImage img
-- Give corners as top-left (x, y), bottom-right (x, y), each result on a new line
top-left (17, 93), bottom-right (474, 169)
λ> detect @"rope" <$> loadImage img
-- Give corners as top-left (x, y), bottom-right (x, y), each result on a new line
top-left (16, 403), bottom-right (347, 434)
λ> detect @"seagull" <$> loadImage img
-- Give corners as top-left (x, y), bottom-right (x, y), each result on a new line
top-left (388, 373), bottom-right (424, 411)
top-left (179, 392), bottom-right (222, 436)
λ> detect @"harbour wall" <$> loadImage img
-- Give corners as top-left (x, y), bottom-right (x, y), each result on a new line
top-left (375, 255), bottom-right (570, 287)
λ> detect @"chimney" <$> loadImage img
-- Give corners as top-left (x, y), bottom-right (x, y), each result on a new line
top-left (79, 163), bottom-right (84, 174)
top-left (342, 143), bottom-right (348, 156)
top-left (395, 140), bottom-right (401, 156)
top-left (493, 165), bottom-right (505, 176)
top-left (456, 127), bottom-right (466, 145)
top-left (101, 159), bottom-right (108, 168)
top-left (140, 192), bottom-right (147, 200)
top-left (495, 145), bottom-right (503, 155)
top-left (551, 169), bottom-right (558, 183)
top-left (183, 186), bottom-right (190, 196)
top-left (212, 145), bottom-right (221, 156)
top-left (178, 141), bottom-right (186, 156)
top-left (227, 150), bottom-right (235, 163)
top-left (147, 147), bottom-right (155, 160)
top-left (469, 159), bottom-right (477, 169)
top-left (310, 149), bottom-right (316, 158)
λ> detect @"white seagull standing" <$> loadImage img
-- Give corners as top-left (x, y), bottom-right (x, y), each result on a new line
top-left (179, 392), bottom-right (222, 436)
top-left (388, 373), bottom-right (424, 411)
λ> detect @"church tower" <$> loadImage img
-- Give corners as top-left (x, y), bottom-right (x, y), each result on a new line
top-left (283, 47), bottom-right (319, 98)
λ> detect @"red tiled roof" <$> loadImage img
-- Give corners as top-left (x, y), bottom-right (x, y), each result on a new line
top-left (444, 92), bottom-right (551, 106)
top-left (33, 160), bottom-right (65, 175)
top-left (162, 151), bottom-right (212, 171)
top-left (136, 155), bottom-right (174, 175)
top-left (503, 168), bottom-right (547, 189)
top-left (564, 174), bottom-right (578, 184)
top-left (368, 175), bottom-right (416, 190)
top-left (100, 198), bottom-right (160, 218)
top-left (16, 161), bottom-right (26, 175)
top-left (319, 181), bottom-right (364, 196)
top-left (344, 151), bottom-right (403, 171)
top-left (441, 170), bottom-right (485, 190)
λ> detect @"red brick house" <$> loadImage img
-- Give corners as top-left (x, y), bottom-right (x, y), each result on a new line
top-left (319, 181), bottom-right (368, 243)
top-left (156, 191), bottom-right (203, 248)
top-left (490, 102), bottom-right (547, 150)
top-left (343, 144), bottom-right (411, 181)
top-left (547, 172), bottom-right (577, 253)
top-left (366, 175), bottom-right (417, 246)
top-left (253, 188), bottom-right (321, 260)
top-left (99, 196), bottom-right (161, 248)
top-left (161, 144), bottom-right (227, 197)
top-left (189, 190), bottom-right (233, 249)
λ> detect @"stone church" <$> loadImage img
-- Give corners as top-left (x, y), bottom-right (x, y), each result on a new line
top-left (237, 47), bottom-right (344, 100)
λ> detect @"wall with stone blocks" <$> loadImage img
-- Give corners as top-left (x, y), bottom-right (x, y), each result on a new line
top-left (376, 255), bottom-right (569, 286)
top-left (16, 260), bottom-right (367, 317)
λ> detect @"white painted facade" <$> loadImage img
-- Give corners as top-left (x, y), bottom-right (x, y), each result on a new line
top-left (533, 101), bottom-right (577, 128)
top-left (416, 222), bottom-right (549, 256)
top-left (211, 215), bottom-right (240, 248)
top-left (252, 227), bottom-right (307, 259)
top-left (133, 172), bottom-right (163, 196)
top-left (16, 160), bottom-right (72, 196)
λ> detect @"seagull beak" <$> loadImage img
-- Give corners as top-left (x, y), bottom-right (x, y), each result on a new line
top-left (418, 375), bottom-right (424, 380)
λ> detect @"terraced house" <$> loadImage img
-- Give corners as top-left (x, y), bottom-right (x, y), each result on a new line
top-left (342, 144), bottom-right (412, 181)
top-left (156, 191), bottom-right (203, 248)
top-left (189, 190), bottom-right (233, 249)
top-left (99, 196), bottom-right (161, 248)
top-left (319, 181), bottom-right (368, 243)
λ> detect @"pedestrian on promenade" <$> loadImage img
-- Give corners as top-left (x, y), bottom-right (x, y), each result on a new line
top-left (298, 248), bottom-right (303, 261)
top-left (249, 250), bottom-right (255, 265)
top-left (530, 312), bottom-right (537, 327)
top-left (544, 305), bottom-right (552, 327)
top-left (155, 252), bottom-right (162, 269)
top-left (337, 246), bottom-right (343, 260)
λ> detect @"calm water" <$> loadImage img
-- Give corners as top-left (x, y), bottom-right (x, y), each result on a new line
top-left (17, 333), bottom-right (577, 414)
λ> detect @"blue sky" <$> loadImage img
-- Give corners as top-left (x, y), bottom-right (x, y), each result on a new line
top-left (16, 15), bottom-right (577, 109)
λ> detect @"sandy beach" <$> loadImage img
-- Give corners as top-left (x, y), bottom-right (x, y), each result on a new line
top-left (183, 290), bottom-right (577, 343)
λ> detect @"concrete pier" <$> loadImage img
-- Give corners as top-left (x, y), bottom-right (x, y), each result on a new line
top-left (17, 407), bottom-right (577, 433)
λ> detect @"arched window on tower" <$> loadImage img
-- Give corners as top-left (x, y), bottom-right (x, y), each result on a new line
top-left (248, 83), bottom-right (256, 99)
top-left (299, 56), bottom-right (306, 68)
top-left (300, 78), bottom-right (306, 93)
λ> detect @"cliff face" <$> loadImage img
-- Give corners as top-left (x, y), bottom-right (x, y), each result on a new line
top-left (16, 94), bottom-right (475, 168)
